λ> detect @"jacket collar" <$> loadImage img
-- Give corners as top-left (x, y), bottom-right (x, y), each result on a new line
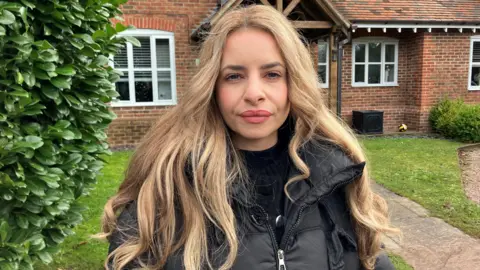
top-left (230, 139), bottom-right (366, 207)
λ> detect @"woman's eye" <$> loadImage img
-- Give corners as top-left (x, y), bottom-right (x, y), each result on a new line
top-left (266, 72), bottom-right (281, 79)
top-left (226, 74), bottom-right (241, 81)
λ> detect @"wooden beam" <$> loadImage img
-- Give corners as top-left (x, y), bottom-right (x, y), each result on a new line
top-left (210, 0), bottom-right (243, 25)
top-left (291, 21), bottom-right (333, 29)
top-left (259, 0), bottom-right (272, 6)
top-left (283, 0), bottom-right (301, 16)
top-left (277, 0), bottom-right (283, 12)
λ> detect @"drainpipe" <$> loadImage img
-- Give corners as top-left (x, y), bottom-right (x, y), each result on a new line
top-left (336, 31), bottom-right (351, 118)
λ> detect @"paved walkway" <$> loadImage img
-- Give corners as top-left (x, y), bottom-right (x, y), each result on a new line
top-left (373, 184), bottom-right (480, 270)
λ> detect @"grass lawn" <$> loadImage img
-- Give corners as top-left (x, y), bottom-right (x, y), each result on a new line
top-left (362, 137), bottom-right (480, 238)
top-left (35, 151), bottom-right (132, 270)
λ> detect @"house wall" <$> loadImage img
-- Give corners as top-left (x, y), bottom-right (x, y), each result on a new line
top-left (107, 0), bottom-right (217, 148)
top-left (340, 29), bottom-right (480, 133)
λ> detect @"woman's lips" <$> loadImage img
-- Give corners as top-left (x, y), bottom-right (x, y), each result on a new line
top-left (239, 110), bottom-right (272, 124)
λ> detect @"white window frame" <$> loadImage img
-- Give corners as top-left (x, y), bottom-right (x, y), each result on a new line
top-left (468, 36), bottom-right (480, 91)
top-left (352, 37), bottom-right (399, 87)
top-left (318, 40), bottom-right (329, 89)
top-left (111, 29), bottom-right (177, 107)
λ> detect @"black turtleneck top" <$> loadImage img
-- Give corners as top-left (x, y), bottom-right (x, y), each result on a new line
top-left (241, 124), bottom-right (291, 243)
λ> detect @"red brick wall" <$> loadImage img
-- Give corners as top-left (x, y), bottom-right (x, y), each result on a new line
top-left (341, 29), bottom-right (480, 133)
top-left (107, 0), bottom-right (217, 148)
top-left (417, 32), bottom-right (480, 132)
top-left (341, 29), bottom-right (410, 132)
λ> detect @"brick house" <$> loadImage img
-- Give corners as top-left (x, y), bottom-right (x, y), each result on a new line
top-left (107, 0), bottom-right (480, 148)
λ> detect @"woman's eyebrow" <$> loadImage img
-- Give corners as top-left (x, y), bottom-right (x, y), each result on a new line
top-left (221, 62), bottom-right (285, 72)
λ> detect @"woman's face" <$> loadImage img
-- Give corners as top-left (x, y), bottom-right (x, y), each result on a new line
top-left (216, 28), bottom-right (290, 151)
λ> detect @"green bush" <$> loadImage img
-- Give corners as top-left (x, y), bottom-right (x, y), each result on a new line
top-left (0, 1), bottom-right (136, 269)
top-left (430, 98), bottom-right (480, 143)
top-left (453, 106), bottom-right (480, 143)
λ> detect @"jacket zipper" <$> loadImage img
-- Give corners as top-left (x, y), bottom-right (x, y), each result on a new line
top-left (277, 249), bottom-right (286, 270)
top-left (252, 204), bottom-right (281, 270)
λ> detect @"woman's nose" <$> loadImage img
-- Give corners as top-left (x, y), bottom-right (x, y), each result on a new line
top-left (243, 76), bottom-right (266, 105)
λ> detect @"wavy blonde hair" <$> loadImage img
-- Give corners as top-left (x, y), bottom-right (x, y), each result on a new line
top-left (101, 4), bottom-right (399, 270)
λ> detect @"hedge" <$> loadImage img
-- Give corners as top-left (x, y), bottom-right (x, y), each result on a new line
top-left (430, 98), bottom-right (480, 143)
top-left (0, 0), bottom-right (137, 269)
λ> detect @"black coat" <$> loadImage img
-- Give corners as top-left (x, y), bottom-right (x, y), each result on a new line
top-left (108, 141), bottom-right (395, 270)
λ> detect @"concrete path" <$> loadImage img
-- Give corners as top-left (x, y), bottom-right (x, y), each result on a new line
top-left (373, 184), bottom-right (480, 270)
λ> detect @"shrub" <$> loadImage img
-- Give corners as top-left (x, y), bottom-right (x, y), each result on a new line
top-left (0, 0), bottom-right (135, 269)
top-left (430, 98), bottom-right (480, 143)
top-left (452, 106), bottom-right (480, 143)
top-left (429, 98), bottom-right (464, 137)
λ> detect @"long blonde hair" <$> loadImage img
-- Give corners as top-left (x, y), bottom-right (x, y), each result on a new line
top-left (101, 4), bottom-right (399, 270)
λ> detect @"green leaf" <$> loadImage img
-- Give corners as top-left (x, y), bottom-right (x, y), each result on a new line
top-left (59, 130), bottom-right (75, 140)
top-left (0, 172), bottom-right (14, 187)
top-left (69, 38), bottom-right (84, 50)
top-left (8, 89), bottom-right (29, 98)
top-left (33, 68), bottom-right (50, 80)
top-left (16, 215), bottom-right (28, 229)
top-left (20, 0), bottom-right (35, 9)
top-left (25, 136), bottom-right (43, 149)
top-left (33, 40), bottom-right (53, 50)
top-left (0, 25), bottom-right (5, 36)
top-left (0, 221), bottom-right (9, 242)
top-left (54, 120), bottom-right (71, 129)
top-left (35, 62), bottom-right (56, 72)
top-left (14, 72), bottom-right (24, 84)
top-left (9, 34), bottom-right (33, 45)
top-left (55, 65), bottom-right (75, 76)
top-left (51, 76), bottom-right (71, 89)
top-left (123, 36), bottom-right (140, 47)
top-left (23, 72), bottom-right (35, 88)
top-left (41, 84), bottom-right (59, 99)
top-left (0, 10), bottom-right (15, 25)
top-left (48, 230), bottom-right (64, 244)
top-left (37, 251), bottom-right (52, 264)
top-left (92, 30), bottom-right (106, 40)
top-left (92, 55), bottom-right (109, 66)
top-left (73, 34), bottom-right (94, 44)
top-left (22, 122), bottom-right (41, 135)
top-left (115, 22), bottom-right (128, 32)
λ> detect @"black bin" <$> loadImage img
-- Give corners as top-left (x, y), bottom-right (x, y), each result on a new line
top-left (352, 110), bottom-right (384, 134)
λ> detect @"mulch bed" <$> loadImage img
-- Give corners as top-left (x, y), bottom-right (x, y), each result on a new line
top-left (458, 144), bottom-right (480, 205)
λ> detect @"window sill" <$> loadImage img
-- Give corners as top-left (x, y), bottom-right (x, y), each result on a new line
top-left (468, 87), bottom-right (480, 91)
top-left (109, 100), bottom-right (177, 107)
top-left (351, 83), bottom-right (399, 88)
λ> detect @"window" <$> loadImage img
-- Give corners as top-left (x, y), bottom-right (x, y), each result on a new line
top-left (112, 30), bottom-right (176, 106)
top-left (318, 41), bottom-right (329, 88)
top-left (469, 37), bottom-right (480, 91)
top-left (352, 38), bottom-right (398, 87)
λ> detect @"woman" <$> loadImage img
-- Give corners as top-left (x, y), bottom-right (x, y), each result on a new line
top-left (102, 4), bottom-right (399, 270)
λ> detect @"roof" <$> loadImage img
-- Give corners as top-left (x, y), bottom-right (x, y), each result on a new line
top-left (330, 0), bottom-right (480, 23)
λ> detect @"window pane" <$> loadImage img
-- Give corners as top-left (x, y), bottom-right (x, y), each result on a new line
top-left (354, 65), bottom-right (365, 83)
top-left (471, 66), bottom-right (480, 87)
top-left (157, 71), bottom-right (172, 100)
top-left (385, 44), bottom-right (396, 62)
top-left (385, 64), bottom-right (395, 82)
top-left (114, 44), bottom-right (128, 68)
top-left (354, 44), bottom-right (366, 62)
top-left (368, 64), bottom-right (381, 84)
top-left (133, 37), bottom-right (151, 68)
top-left (473, 42), bottom-right (480, 63)
top-left (156, 39), bottom-right (171, 68)
top-left (368, 43), bottom-right (381, 62)
top-left (318, 43), bottom-right (327, 64)
top-left (318, 65), bottom-right (327, 85)
top-left (115, 74), bottom-right (129, 101)
top-left (134, 71), bottom-right (153, 102)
